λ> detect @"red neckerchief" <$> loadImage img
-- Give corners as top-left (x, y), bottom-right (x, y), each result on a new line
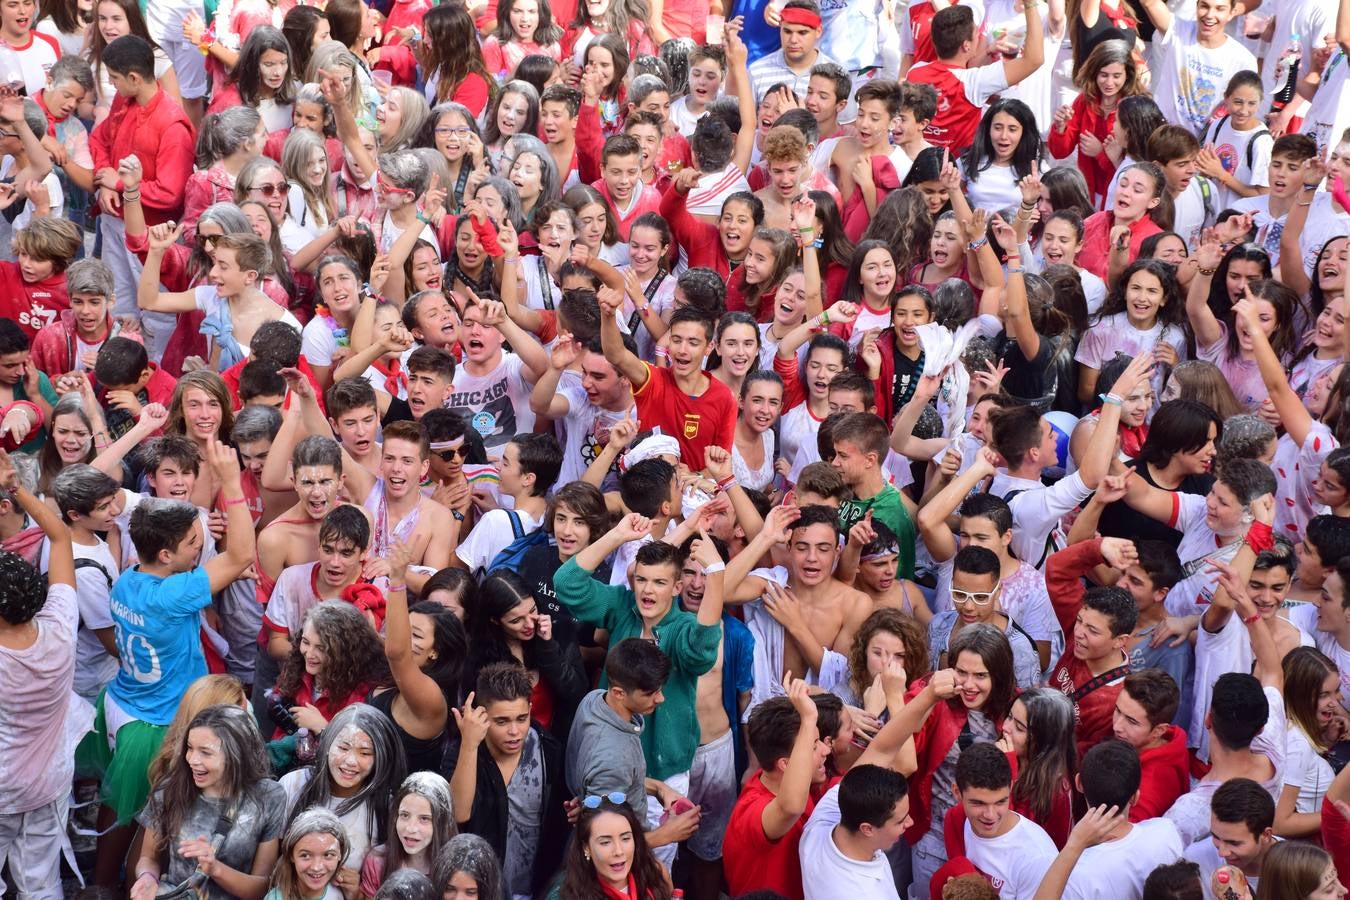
top-left (599, 874), bottom-right (641, 900)
top-left (1093, 407), bottom-right (1149, 458)
top-left (371, 357), bottom-right (406, 398)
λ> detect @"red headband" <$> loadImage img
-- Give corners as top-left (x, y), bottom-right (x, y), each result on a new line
top-left (780, 7), bottom-right (822, 28)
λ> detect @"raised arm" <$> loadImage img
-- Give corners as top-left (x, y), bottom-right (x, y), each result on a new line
top-left (1278, 158), bottom-right (1324, 296)
top-left (723, 20), bottom-right (758, 176)
top-left (760, 675), bottom-right (823, 840)
top-left (91, 404), bottom-right (169, 477)
top-left (0, 450), bottom-right (72, 589)
top-left (1033, 807), bottom-right (1129, 900)
top-left (497, 223), bottom-right (546, 335)
top-left (137, 222), bottom-right (200, 314)
top-left (529, 337), bottom-right (578, 419)
top-left (1078, 351), bottom-right (1153, 489)
top-left (857, 669), bottom-right (956, 766)
top-left (723, 504), bottom-right (800, 602)
top-left (598, 285), bottom-right (650, 389)
top-left (1002, 0), bottom-right (1045, 86)
top-left (991, 214), bottom-right (1039, 360)
top-left (1186, 237), bottom-right (1228, 349)
top-left (916, 447), bottom-right (999, 563)
top-left (1136, 0), bottom-right (1174, 34)
top-left (385, 540), bottom-right (450, 731)
top-left (201, 437), bottom-right (257, 593)
top-left (320, 68), bottom-right (377, 181)
top-left (1235, 293), bottom-right (1312, 445)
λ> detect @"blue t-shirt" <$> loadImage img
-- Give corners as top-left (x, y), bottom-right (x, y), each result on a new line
top-left (108, 566), bottom-right (213, 726)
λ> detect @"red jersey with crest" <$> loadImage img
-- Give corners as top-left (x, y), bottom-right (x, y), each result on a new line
top-left (632, 362), bottom-right (736, 463)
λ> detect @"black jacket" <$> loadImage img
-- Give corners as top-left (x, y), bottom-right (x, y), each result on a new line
top-left (445, 724), bottom-right (570, 895)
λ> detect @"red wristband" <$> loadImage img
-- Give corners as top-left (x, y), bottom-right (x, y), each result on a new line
top-left (1244, 520), bottom-right (1274, 554)
top-left (1242, 612), bottom-right (1261, 625)
top-left (222, 496), bottom-right (248, 508)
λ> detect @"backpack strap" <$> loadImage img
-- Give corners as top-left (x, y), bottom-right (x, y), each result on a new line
top-left (1070, 662), bottom-right (1131, 702)
top-left (1244, 128), bottom-right (1271, 172)
top-left (1200, 114), bottom-right (1227, 147)
top-left (505, 508), bottom-right (524, 541)
top-left (74, 556), bottom-right (113, 590)
top-left (1198, 177), bottom-right (1214, 224)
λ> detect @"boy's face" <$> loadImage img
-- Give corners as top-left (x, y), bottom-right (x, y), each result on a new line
top-left (804, 75), bottom-right (841, 124)
top-left (768, 154), bottom-right (807, 201)
top-left (632, 560), bottom-right (679, 621)
top-left (956, 784), bottom-right (1011, 839)
top-left (406, 369), bottom-right (451, 420)
top-left (688, 59), bottom-right (723, 105)
top-left (1117, 564), bottom-right (1164, 612)
top-left (789, 522), bottom-right (839, 587)
top-left (235, 438), bottom-right (271, 479)
top-left (633, 90), bottom-right (671, 125)
top-left (1248, 565), bottom-right (1292, 618)
top-left (43, 78), bottom-right (86, 120)
top-left (380, 437), bottom-right (428, 500)
top-left (957, 514), bottom-right (1009, 556)
top-left (497, 441), bottom-right (531, 498)
top-left (106, 68), bottom-right (140, 99)
top-left (0, 350), bottom-right (27, 386)
top-left (1318, 570), bottom-right (1349, 634)
top-left (459, 304), bottom-right (504, 365)
top-left (794, 489), bottom-right (840, 509)
top-left (148, 459), bottom-right (197, 501)
top-left (330, 404), bottom-right (379, 459)
top-left (74, 491), bottom-right (120, 533)
top-left (1160, 155), bottom-right (1197, 194)
top-left (483, 698), bottom-right (531, 756)
top-left (245, 392), bottom-right (285, 411)
top-left (779, 21), bottom-right (820, 65)
top-left (538, 100), bottom-right (574, 144)
top-left (667, 321), bottom-right (709, 379)
top-left (617, 682), bottom-right (664, 715)
top-left (1113, 688), bottom-right (1165, 749)
top-left (829, 438), bottom-right (873, 486)
top-left (855, 98), bottom-right (892, 149)
top-left (602, 151), bottom-right (640, 204)
top-left (161, 517), bottom-right (205, 571)
top-left (1210, 817), bottom-right (1270, 873)
top-left (1072, 607), bottom-right (1123, 662)
top-left (317, 535), bottom-right (364, 590)
top-left (1297, 537), bottom-right (1328, 585)
top-left (70, 292), bottom-right (110, 336)
top-left (828, 389), bottom-right (869, 415)
top-left (626, 122), bottom-right (661, 171)
top-left (891, 108), bottom-right (927, 145)
top-left (1267, 153), bottom-right (1307, 197)
top-left (16, 249), bottom-right (54, 284)
top-left (294, 464), bottom-right (341, 520)
top-left (1195, 0), bottom-right (1235, 39)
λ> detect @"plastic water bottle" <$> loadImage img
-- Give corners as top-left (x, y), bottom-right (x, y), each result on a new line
top-left (0, 45), bottom-right (24, 96)
top-left (1274, 33), bottom-right (1302, 104)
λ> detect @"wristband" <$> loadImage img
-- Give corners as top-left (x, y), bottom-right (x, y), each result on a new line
top-left (1099, 392), bottom-right (1123, 406)
top-left (388, 583), bottom-right (407, 593)
top-left (655, 346), bottom-right (670, 359)
top-left (1006, 266), bottom-right (1024, 274)
top-left (1019, 200), bottom-right (1036, 210)
top-left (1197, 266), bottom-right (1217, 276)
top-left (1244, 519), bottom-right (1274, 554)
top-left (821, 310), bottom-right (831, 326)
top-left (451, 509), bottom-right (465, 521)
top-left (702, 561), bottom-right (726, 574)
top-left (715, 475), bottom-right (736, 492)
top-left (1241, 612), bottom-right (1261, 625)
top-left (1301, 184), bottom-right (1318, 192)
top-left (503, 256), bottom-right (520, 265)
top-left (810, 237), bottom-right (823, 249)
top-left (968, 237), bottom-right (988, 251)
top-left (222, 496), bottom-right (248, 508)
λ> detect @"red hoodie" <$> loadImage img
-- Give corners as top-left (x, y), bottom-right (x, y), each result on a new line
top-left (1132, 725), bottom-right (1191, 821)
top-left (0, 261), bottom-right (67, 340)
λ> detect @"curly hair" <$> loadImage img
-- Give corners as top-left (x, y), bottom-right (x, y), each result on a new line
top-left (847, 608), bottom-right (928, 698)
top-left (860, 187), bottom-right (933, 282)
top-left (276, 601), bottom-right (391, 706)
top-left (0, 550), bottom-right (47, 626)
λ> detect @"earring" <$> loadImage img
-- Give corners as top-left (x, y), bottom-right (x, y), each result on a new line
top-left (584, 852), bottom-right (591, 861)
top-left (429, 652), bottom-right (438, 661)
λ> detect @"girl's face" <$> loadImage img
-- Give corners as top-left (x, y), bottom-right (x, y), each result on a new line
top-left (987, 111), bottom-right (1022, 164)
top-left (292, 832), bottom-right (343, 894)
top-left (1096, 62), bottom-right (1127, 98)
top-left (444, 871), bottom-right (481, 899)
top-left (259, 48), bottom-right (289, 92)
top-left (586, 811), bottom-right (636, 889)
top-left (929, 218), bottom-right (962, 269)
top-left (326, 726), bottom-right (376, 793)
top-left (742, 237), bottom-right (777, 286)
top-left (538, 209), bottom-right (575, 252)
top-left (1120, 380), bottom-right (1155, 428)
top-left (718, 322), bottom-right (759, 378)
top-left (475, 185), bottom-right (506, 223)
top-left (495, 91), bottom-right (529, 138)
top-left (1316, 295), bottom-right (1347, 351)
top-left (293, 100), bottom-right (326, 134)
top-left (1318, 459), bottom-right (1350, 508)
top-left (1001, 698), bottom-right (1029, 757)
top-left (860, 246), bottom-right (897, 301)
top-left (1174, 422), bottom-right (1219, 475)
top-left (627, 225), bottom-right (665, 274)
top-left (1114, 169), bottom-right (1159, 221)
top-left (1225, 258), bottom-right (1265, 303)
top-left (859, 553), bottom-right (898, 592)
top-left (181, 386), bottom-right (222, 440)
top-left (740, 377), bottom-right (783, 433)
top-left (1040, 218), bottom-right (1082, 266)
top-left (312, 16), bottom-right (332, 45)
top-left (509, 152), bottom-right (544, 203)
top-left (718, 200), bottom-right (755, 257)
top-left (774, 271), bottom-right (807, 325)
top-left (1226, 83), bottom-right (1261, 127)
top-left (508, 0), bottom-right (539, 40)
top-left (408, 610), bottom-right (438, 667)
top-left (1036, 184), bottom-right (1055, 223)
top-left (1310, 862), bottom-right (1348, 900)
top-left (552, 501), bottom-right (592, 558)
top-left (299, 621), bottom-right (327, 677)
top-left (918, 180), bottom-right (949, 216)
top-left (953, 649), bottom-right (993, 711)
top-left (53, 412), bottom-right (91, 463)
top-left (576, 201), bottom-right (608, 250)
top-left (892, 294), bottom-right (933, 349)
top-left (497, 595), bottom-right (539, 642)
top-left (319, 262), bottom-right (360, 313)
top-left (1234, 297), bottom-right (1277, 352)
top-left (804, 347), bottom-right (845, 399)
top-left (864, 629), bottom-right (905, 677)
top-left (1152, 235), bottom-right (1188, 265)
top-left (1307, 364), bottom-right (1342, 418)
top-left (585, 46), bottom-right (616, 91)
top-left (96, 1), bottom-right (128, 42)
top-left (411, 245), bottom-right (443, 292)
top-left (242, 202), bottom-right (275, 241)
top-left (1319, 238), bottom-right (1348, 293)
top-left (456, 220), bottom-right (486, 269)
top-left (184, 726), bottom-right (227, 796)
top-left (247, 166), bottom-right (289, 221)
top-left (1319, 670), bottom-right (1344, 730)
top-left (303, 146), bottom-right (329, 189)
top-left (425, 588), bottom-right (465, 620)
top-left (396, 793), bottom-right (436, 856)
top-left (585, 0), bottom-right (610, 17)
top-left (435, 113), bottom-right (474, 161)
top-left (1123, 269), bottom-right (1167, 327)
top-left (376, 91), bottom-right (403, 137)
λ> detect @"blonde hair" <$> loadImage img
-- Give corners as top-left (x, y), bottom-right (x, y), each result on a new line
top-left (13, 217), bottom-right (82, 272)
top-left (148, 674), bottom-right (247, 786)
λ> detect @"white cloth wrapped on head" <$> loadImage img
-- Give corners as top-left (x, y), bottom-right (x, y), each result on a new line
top-left (620, 433), bottom-right (680, 472)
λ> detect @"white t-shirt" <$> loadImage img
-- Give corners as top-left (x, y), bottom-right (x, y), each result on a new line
top-left (448, 353), bottom-right (538, 451)
top-left (1174, 176), bottom-right (1218, 248)
top-left (1079, 269), bottom-right (1108, 314)
top-left (1075, 313), bottom-right (1187, 384)
top-left (964, 814), bottom-right (1058, 899)
top-left (41, 535), bottom-right (119, 702)
top-left (456, 507), bottom-right (543, 573)
top-left (1202, 116), bottom-right (1273, 212)
top-left (799, 784), bottom-right (902, 900)
top-left (1258, 0), bottom-right (1337, 117)
top-left (1062, 818), bottom-right (1185, 900)
top-left (1284, 725), bottom-right (1334, 814)
top-left (1299, 192), bottom-right (1350, 278)
top-left (960, 160), bottom-right (1023, 213)
top-left (779, 402), bottom-right (825, 477)
top-left (670, 95), bottom-right (710, 138)
top-left (281, 768), bottom-right (375, 869)
top-left (989, 470), bottom-right (1091, 566)
top-left (1300, 48), bottom-right (1349, 155)
top-left (556, 384), bottom-right (634, 487)
top-left (0, 161), bottom-right (64, 262)
top-left (520, 254), bottom-right (563, 311)
top-left (264, 562), bottom-right (323, 638)
top-left (1149, 19), bottom-right (1258, 135)
top-left (1231, 194), bottom-right (1285, 265)
top-left (193, 286), bottom-right (303, 364)
top-left (300, 315), bottom-right (350, 371)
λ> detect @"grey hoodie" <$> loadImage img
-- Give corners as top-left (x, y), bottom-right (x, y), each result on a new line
top-left (566, 688), bottom-right (648, 821)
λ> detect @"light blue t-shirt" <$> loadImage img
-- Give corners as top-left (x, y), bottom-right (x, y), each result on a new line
top-left (108, 566), bottom-right (212, 726)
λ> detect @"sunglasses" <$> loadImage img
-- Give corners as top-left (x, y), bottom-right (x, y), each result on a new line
top-left (582, 792), bottom-right (626, 809)
top-left (434, 446), bottom-right (470, 462)
top-left (950, 582), bottom-right (1001, 607)
top-left (196, 233), bottom-right (222, 248)
top-left (378, 174), bottom-right (415, 196)
top-left (249, 182), bottom-right (287, 197)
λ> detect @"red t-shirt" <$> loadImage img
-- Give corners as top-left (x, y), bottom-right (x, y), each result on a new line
top-left (1324, 793), bottom-right (1350, 890)
top-left (723, 772), bottom-right (837, 900)
top-left (0, 261), bottom-right (68, 339)
top-left (632, 363), bottom-right (736, 464)
top-left (1048, 650), bottom-right (1128, 761)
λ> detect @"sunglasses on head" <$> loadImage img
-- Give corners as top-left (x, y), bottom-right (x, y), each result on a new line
top-left (250, 182), bottom-right (287, 197)
top-left (582, 792), bottom-right (627, 809)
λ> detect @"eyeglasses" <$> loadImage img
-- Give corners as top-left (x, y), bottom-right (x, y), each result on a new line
top-left (582, 792), bottom-right (626, 809)
top-left (377, 173), bottom-right (415, 196)
top-left (950, 581), bottom-right (1001, 606)
top-left (434, 446), bottom-right (470, 462)
top-left (435, 126), bottom-right (474, 137)
top-left (249, 182), bottom-right (287, 197)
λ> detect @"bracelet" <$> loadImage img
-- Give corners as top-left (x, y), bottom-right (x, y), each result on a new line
top-left (655, 346), bottom-right (670, 359)
top-left (503, 256), bottom-right (520, 265)
top-left (797, 226), bottom-right (815, 235)
top-left (1301, 184), bottom-right (1318, 192)
top-left (1296, 200), bottom-right (1313, 207)
top-left (1244, 520), bottom-right (1275, 554)
top-left (821, 310), bottom-right (831, 326)
top-left (222, 496), bottom-right (248, 507)
top-left (1197, 266), bottom-right (1217, 276)
top-left (714, 475), bottom-right (736, 492)
top-left (1241, 612), bottom-right (1261, 625)
top-left (703, 560), bottom-right (726, 574)
top-left (810, 237), bottom-right (823, 249)
top-left (968, 237), bottom-right (988, 251)
top-left (388, 583), bottom-right (407, 593)
top-left (1099, 392), bottom-right (1123, 406)
top-left (451, 509), bottom-right (464, 521)
top-left (122, 190), bottom-right (140, 201)
top-left (1006, 266), bottom-right (1024, 274)
top-left (1019, 200), bottom-right (1036, 210)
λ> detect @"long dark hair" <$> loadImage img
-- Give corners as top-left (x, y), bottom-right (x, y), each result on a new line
top-left (1206, 243), bottom-right (1272, 325)
top-left (842, 239), bottom-right (898, 307)
top-left (282, 5), bottom-right (326, 81)
top-left (1225, 278), bottom-right (1300, 362)
top-left (464, 571), bottom-right (539, 688)
top-left (1041, 166), bottom-right (1095, 220)
top-left (493, 0), bottom-right (562, 45)
top-left (809, 189), bottom-right (854, 268)
top-left (1309, 235), bottom-right (1349, 320)
top-left (560, 801), bottom-right (673, 900)
top-left (148, 705), bottom-right (271, 852)
top-left (860, 187), bottom-right (932, 279)
top-left (1093, 258), bottom-right (1186, 330)
top-left (382, 771), bottom-right (458, 875)
top-left (37, 0), bottom-right (84, 36)
top-left (89, 0), bottom-right (159, 99)
top-left (946, 623), bottom-right (1016, 724)
top-left (962, 98), bottom-right (1042, 181)
top-left (1115, 96), bottom-right (1166, 163)
top-left (1008, 688), bottom-right (1077, 823)
top-left (421, 4), bottom-right (495, 106)
top-left (409, 599), bottom-right (467, 706)
top-left (585, 33), bottom-right (630, 100)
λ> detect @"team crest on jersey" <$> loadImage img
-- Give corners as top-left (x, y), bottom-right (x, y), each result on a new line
top-left (683, 413), bottom-right (700, 439)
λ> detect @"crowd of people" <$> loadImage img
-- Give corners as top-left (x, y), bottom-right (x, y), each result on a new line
top-left (0, 0), bottom-right (1348, 895)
